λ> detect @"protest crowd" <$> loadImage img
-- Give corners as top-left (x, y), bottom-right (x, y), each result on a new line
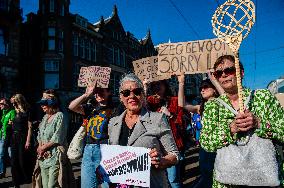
top-left (0, 54), bottom-right (283, 188)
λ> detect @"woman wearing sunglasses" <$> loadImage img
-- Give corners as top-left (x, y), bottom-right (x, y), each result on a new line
top-left (9, 94), bottom-right (34, 187)
top-left (200, 55), bottom-right (284, 188)
top-left (108, 73), bottom-right (179, 188)
top-left (35, 89), bottom-right (73, 188)
top-left (69, 85), bottom-right (115, 188)
top-left (145, 76), bottom-right (185, 188)
top-left (183, 79), bottom-right (220, 188)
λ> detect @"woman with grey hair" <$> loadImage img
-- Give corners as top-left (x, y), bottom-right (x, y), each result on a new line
top-left (108, 73), bottom-right (180, 188)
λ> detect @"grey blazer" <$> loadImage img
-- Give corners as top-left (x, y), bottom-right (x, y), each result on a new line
top-left (108, 108), bottom-right (179, 188)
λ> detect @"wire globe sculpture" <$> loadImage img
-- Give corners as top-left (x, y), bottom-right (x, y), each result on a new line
top-left (212, 0), bottom-right (255, 52)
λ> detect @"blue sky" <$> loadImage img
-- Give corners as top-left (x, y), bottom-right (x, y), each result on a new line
top-left (21, 0), bottom-right (284, 89)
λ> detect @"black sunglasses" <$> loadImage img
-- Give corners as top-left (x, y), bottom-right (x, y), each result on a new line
top-left (120, 88), bottom-right (143, 97)
top-left (213, 66), bottom-right (236, 79)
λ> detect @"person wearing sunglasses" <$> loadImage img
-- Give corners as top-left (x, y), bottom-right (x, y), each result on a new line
top-left (182, 78), bottom-right (220, 188)
top-left (9, 94), bottom-right (34, 188)
top-left (0, 98), bottom-right (16, 179)
top-left (108, 73), bottom-right (179, 188)
top-left (35, 89), bottom-right (74, 188)
top-left (69, 85), bottom-right (115, 188)
top-left (200, 55), bottom-right (284, 188)
top-left (145, 75), bottom-right (185, 188)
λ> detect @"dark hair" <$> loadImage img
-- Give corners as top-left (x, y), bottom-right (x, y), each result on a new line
top-left (90, 88), bottom-right (113, 108)
top-left (0, 98), bottom-right (12, 108)
top-left (148, 80), bottom-right (172, 97)
top-left (214, 55), bottom-right (244, 72)
top-left (199, 79), bottom-right (219, 116)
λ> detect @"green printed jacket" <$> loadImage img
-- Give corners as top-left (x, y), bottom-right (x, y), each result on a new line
top-left (200, 88), bottom-right (284, 188)
top-left (0, 109), bottom-right (16, 140)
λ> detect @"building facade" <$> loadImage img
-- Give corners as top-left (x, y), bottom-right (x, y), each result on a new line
top-left (0, 0), bottom-right (22, 97)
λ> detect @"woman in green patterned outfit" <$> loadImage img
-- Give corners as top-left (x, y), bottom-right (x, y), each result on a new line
top-left (200, 55), bottom-right (284, 188)
top-left (36, 89), bottom-right (68, 188)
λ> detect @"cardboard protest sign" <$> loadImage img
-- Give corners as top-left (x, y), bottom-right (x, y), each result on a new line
top-left (157, 38), bottom-right (233, 75)
top-left (98, 144), bottom-right (151, 187)
top-left (78, 66), bottom-right (111, 88)
top-left (78, 67), bottom-right (93, 87)
top-left (133, 56), bottom-right (171, 82)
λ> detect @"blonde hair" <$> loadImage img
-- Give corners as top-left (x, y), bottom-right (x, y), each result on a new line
top-left (11, 94), bottom-right (30, 113)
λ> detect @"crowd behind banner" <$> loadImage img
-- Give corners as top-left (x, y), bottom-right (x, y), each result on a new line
top-left (0, 54), bottom-right (283, 188)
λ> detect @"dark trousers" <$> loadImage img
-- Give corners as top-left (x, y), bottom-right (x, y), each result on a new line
top-left (11, 133), bottom-right (33, 186)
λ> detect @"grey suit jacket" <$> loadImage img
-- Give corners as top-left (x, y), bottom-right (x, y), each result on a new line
top-left (108, 108), bottom-right (179, 188)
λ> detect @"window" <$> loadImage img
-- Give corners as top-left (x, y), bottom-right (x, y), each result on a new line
top-left (185, 75), bottom-right (190, 84)
top-left (186, 89), bottom-right (191, 95)
top-left (0, 29), bottom-right (6, 55)
top-left (60, 5), bottom-right (64, 16)
top-left (59, 30), bottom-right (63, 38)
top-left (58, 40), bottom-right (63, 52)
top-left (80, 38), bottom-right (85, 58)
top-left (44, 60), bottom-right (59, 89)
top-left (48, 27), bottom-right (55, 37)
top-left (105, 45), bottom-right (113, 64)
top-left (91, 42), bottom-right (96, 62)
top-left (48, 39), bottom-right (55, 50)
top-left (72, 33), bottom-right (78, 56)
top-left (85, 40), bottom-right (92, 60)
top-left (117, 48), bottom-right (120, 66)
top-left (58, 30), bottom-right (63, 52)
top-left (50, 0), bottom-right (54, 13)
top-left (0, 0), bottom-right (8, 10)
top-left (45, 73), bottom-right (59, 89)
top-left (45, 60), bottom-right (59, 71)
top-left (42, 3), bottom-right (45, 14)
top-left (110, 73), bottom-right (120, 96)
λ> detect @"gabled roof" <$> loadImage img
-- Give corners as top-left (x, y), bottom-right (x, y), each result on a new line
top-left (140, 29), bottom-right (153, 46)
top-left (92, 5), bottom-right (125, 33)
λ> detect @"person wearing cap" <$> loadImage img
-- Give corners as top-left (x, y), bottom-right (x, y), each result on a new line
top-left (0, 98), bottom-right (16, 178)
top-left (183, 78), bottom-right (221, 188)
top-left (35, 89), bottom-right (74, 188)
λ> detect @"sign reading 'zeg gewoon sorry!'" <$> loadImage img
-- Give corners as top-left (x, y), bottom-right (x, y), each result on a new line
top-left (157, 38), bottom-right (233, 75)
top-left (97, 145), bottom-right (151, 187)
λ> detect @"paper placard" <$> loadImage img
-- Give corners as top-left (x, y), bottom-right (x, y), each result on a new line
top-left (98, 144), bottom-right (151, 187)
top-left (77, 66), bottom-right (111, 88)
top-left (157, 38), bottom-right (233, 75)
top-left (133, 56), bottom-right (171, 82)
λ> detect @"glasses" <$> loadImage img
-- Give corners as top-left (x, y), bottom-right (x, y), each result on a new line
top-left (120, 88), bottom-right (143, 97)
top-left (213, 66), bottom-right (236, 79)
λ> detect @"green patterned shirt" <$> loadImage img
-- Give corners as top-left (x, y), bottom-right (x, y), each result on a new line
top-left (200, 88), bottom-right (284, 188)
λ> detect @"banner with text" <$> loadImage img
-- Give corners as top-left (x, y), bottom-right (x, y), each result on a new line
top-left (133, 56), bottom-right (171, 82)
top-left (157, 38), bottom-right (233, 75)
top-left (98, 144), bottom-right (151, 187)
top-left (78, 66), bottom-right (111, 88)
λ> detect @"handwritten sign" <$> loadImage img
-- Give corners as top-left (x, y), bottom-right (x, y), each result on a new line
top-left (133, 56), bottom-right (171, 82)
top-left (98, 144), bottom-right (151, 187)
top-left (77, 66), bottom-right (111, 88)
top-left (157, 38), bottom-right (233, 75)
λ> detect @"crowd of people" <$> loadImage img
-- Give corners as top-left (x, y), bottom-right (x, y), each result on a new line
top-left (0, 55), bottom-right (283, 188)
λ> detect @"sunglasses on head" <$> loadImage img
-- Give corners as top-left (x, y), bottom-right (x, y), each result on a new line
top-left (213, 66), bottom-right (236, 79)
top-left (120, 88), bottom-right (143, 97)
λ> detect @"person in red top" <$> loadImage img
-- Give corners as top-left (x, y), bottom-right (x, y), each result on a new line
top-left (145, 75), bottom-right (185, 188)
